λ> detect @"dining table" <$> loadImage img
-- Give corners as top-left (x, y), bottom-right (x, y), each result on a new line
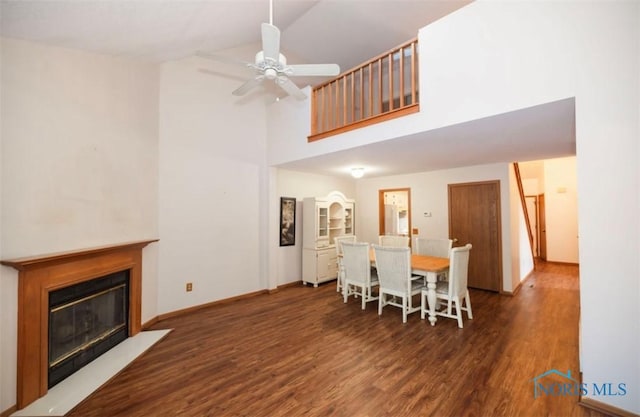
top-left (368, 248), bottom-right (450, 325)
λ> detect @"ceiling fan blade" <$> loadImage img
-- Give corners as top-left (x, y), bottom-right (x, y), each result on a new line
top-left (276, 77), bottom-right (307, 101)
top-left (196, 51), bottom-right (253, 67)
top-left (233, 76), bottom-right (265, 96)
top-left (288, 64), bottom-right (341, 77)
top-left (198, 68), bottom-right (253, 82)
top-left (261, 23), bottom-right (280, 62)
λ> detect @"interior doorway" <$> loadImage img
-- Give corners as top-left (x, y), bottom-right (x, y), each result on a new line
top-left (378, 188), bottom-right (411, 239)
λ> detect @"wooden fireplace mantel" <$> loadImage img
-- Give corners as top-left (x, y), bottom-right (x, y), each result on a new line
top-left (1, 239), bottom-right (158, 410)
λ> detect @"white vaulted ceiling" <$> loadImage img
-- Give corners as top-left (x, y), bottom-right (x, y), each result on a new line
top-left (0, 0), bottom-right (576, 178)
top-left (0, 0), bottom-right (469, 70)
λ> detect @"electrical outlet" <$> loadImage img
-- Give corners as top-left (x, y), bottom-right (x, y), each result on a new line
top-left (186, 282), bottom-right (193, 292)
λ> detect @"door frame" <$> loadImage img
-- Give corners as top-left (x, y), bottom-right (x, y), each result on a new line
top-left (378, 188), bottom-right (412, 239)
top-left (538, 193), bottom-right (547, 261)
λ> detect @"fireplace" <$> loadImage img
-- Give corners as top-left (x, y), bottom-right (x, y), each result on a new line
top-left (1, 239), bottom-right (157, 410)
top-left (48, 269), bottom-right (130, 388)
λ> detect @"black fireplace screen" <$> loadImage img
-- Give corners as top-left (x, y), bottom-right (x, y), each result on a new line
top-left (48, 270), bottom-right (129, 388)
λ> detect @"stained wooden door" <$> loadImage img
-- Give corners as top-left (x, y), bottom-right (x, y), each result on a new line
top-left (448, 181), bottom-right (502, 292)
top-left (538, 193), bottom-right (547, 261)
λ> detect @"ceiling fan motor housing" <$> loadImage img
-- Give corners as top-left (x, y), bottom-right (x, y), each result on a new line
top-left (255, 51), bottom-right (287, 79)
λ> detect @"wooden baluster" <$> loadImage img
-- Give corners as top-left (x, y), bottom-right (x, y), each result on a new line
top-left (360, 67), bottom-right (364, 120)
top-left (317, 86), bottom-right (323, 134)
top-left (325, 82), bottom-right (330, 131)
top-left (388, 53), bottom-right (393, 112)
top-left (311, 88), bottom-right (318, 135)
top-left (399, 48), bottom-right (405, 108)
top-left (328, 83), bottom-right (332, 130)
top-left (336, 80), bottom-right (341, 128)
top-left (411, 41), bottom-right (416, 105)
top-left (332, 83), bottom-right (337, 130)
top-left (378, 58), bottom-right (383, 115)
top-left (322, 85), bottom-right (328, 133)
top-left (342, 75), bottom-right (347, 127)
top-left (336, 81), bottom-right (340, 129)
top-left (350, 72), bottom-right (355, 124)
top-left (368, 62), bottom-right (373, 118)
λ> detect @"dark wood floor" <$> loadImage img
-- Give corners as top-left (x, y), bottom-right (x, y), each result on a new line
top-left (67, 262), bottom-right (605, 417)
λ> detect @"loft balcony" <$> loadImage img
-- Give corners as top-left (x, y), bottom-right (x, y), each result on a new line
top-left (308, 38), bottom-right (419, 142)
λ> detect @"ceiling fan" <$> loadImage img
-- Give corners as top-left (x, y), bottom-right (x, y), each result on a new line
top-left (197, 0), bottom-right (340, 100)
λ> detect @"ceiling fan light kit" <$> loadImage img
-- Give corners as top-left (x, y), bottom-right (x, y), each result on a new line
top-left (199, 0), bottom-right (340, 101)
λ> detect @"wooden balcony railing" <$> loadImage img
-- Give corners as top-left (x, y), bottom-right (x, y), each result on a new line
top-left (308, 38), bottom-right (419, 142)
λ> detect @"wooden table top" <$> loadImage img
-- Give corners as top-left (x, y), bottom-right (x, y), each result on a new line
top-left (367, 248), bottom-right (450, 273)
top-left (410, 254), bottom-right (449, 273)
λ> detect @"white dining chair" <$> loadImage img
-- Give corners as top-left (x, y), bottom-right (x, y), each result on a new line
top-left (421, 244), bottom-right (473, 328)
top-left (414, 237), bottom-right (453, 281)
top-left (378, 235), bottom-right (410, 248)
top-left (342, 241), bottom-right (379, 309)
top-left (414, 237), bottom-right (452, 258)
top-left (373, 244), bottom-right (423, 323)
top-left (334, 235), bottom-right (357, 292)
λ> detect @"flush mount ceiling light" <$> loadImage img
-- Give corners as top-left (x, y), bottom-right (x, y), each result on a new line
top-left (351, 167), bottom-right (365, 178)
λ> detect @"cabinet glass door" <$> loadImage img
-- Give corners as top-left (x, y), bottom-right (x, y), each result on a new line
top-left (344, 206), bottom-right (354, 235)
top-left (318, 206), bottom-right (328, 238)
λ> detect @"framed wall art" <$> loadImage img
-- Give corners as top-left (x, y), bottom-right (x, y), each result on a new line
top-left (279, 197), bottom-right (296, 246)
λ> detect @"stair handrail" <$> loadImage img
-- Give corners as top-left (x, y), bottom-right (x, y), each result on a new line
top-left (514, 162), bottom-right (536, 264)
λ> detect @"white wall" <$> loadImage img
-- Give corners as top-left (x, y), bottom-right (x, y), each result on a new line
top-left (543, 157), bottom-right (578, 263)
top-left (1, 39), bottom-right (159, 257)
top-left (354, 163), bottom-right (516, 292)
top-left (157, 56), bottom-right (268, 314)
top-left (0, 38), bottom-right (160, 412)
top-left (520, 160), bottom-right (544, 195)
top-left (274, 169), bottom-right (355, 285)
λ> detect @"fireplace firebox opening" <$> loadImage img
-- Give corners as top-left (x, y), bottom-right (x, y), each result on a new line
top-left (48, 270), bottom-right (130, 388)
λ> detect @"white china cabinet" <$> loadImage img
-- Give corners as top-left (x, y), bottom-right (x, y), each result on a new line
top-left (302, 191), bottom-right (355, 287)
